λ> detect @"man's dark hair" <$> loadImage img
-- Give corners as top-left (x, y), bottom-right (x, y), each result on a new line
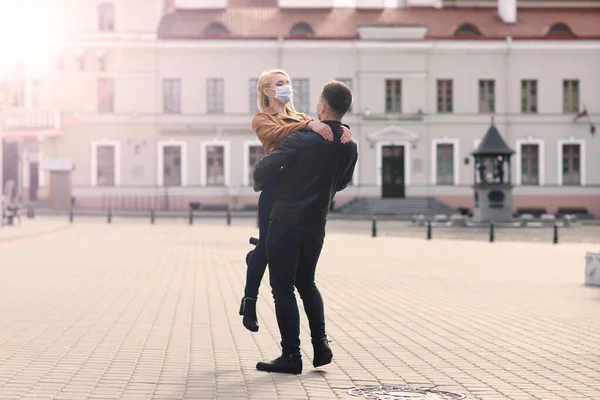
top-left (320, 80), bottom-right (353, 119)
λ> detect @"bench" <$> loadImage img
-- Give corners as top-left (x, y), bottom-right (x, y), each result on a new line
top-left (188, 202), bottom-right (230, 212)
top-left (1, 202), bottom-right (22, 226)
top-left (514, 207), bottom-right (547, 218)
top-left (557, 207), bottom-right (593, 220)
top-left (457, 207), bottom-right (473, 217)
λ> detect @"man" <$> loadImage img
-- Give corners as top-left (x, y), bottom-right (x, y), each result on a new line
top-left (252, 81), bottom-right (358, 374)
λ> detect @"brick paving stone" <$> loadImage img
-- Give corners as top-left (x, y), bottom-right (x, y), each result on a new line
top-left (0, 218), bottom-right (599, 399)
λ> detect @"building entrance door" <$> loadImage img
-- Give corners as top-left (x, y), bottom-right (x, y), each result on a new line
top-left (2, 140), bottom-right (19, 190)
top-left (49, 171), bottom-right (72, 210)
top-left (381, 145), bottom-right (405, 198)
top-left (29, 162), bottom-right (39, 201)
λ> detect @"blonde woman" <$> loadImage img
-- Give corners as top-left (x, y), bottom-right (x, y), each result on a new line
top-left (240, 70), bottom-right (353, 332)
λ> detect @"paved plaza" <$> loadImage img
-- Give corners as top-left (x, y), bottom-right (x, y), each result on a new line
top-left (0, 217), bottom-right (599, 400)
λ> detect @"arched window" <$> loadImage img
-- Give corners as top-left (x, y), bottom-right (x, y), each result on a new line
top-left (98, 2), bottom-right (115, 32)
top-left (454, 23), bottom-right (482, 37)
top-left (546, 23), bottom-right (575, 37)
top-left (203, 22), bottom-right (231, 37)
top-left (289, 22), bottom-right (314, 37)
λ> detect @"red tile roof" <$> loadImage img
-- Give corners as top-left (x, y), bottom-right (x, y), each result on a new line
top-left (157, 7), bottom-right (600, 40)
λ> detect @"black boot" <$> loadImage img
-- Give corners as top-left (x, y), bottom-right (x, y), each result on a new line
top-left (312, 339), bottom-right (333, 368)
top-left (256, 353), bottom-right (302, 375)
top-left (239, 297), bottom-right (259, 332)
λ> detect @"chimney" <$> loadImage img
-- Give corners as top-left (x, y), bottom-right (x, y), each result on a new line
top-left (498, 0), bottom-right (516, 24)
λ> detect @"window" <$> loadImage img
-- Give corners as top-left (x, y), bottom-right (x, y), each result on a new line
top-left (97, 51), bottom-right (107, 72)
top-left (437, 80), bottom-right (453, 113)
top-left (96, 145), bottom-right (116, 186)
top-left (163, 145), bottom-right (182, 187)
top-left (454, 23), bottom-right (481, 37)
top-left (436, 143), bottom-right (455, 185)
top-left (521, 144), bottom-right (539, 185)
top-left (562, 144), bottom-right (580, 186)
top-left (97, 78), bottom-right (114, 113)
top-left (336, 78), bottom-right (353, 112)
top-left (247, 145), bottom-right (265, 186)
top-left (547, 23), bottom-right (575, 37)
top-left (385, 79), bottom-right (402, 113)
top-left (207, 78), bottom-right (224, 114)
top-left (58, 54), bottom-right (66, 71)
top-left (289, 22), bottom-right (314, 37)
top-left (31, 80), bottom-right (41, 108)
top-left (479, 80), bottom-right (495, 113)
top-left (163, 78), bottom-right (181, 114)
top-left (249, 78), bottom-right (259, 114)
top-left (203, 22), bottom-right (230, 36)
top-left (292, 78), bottom-right (309, 113)
top-left (205, 145), bottom-right (225, 186)
top-left (76, 51), bottom-right (85, 71)
top-left (10, 80), bottom-right (25, 107)
top-left (521, 80), bottom-right (537, 113)
top-left (98, 2), bottom-right (115, 32)
top-left (563, 80), bottom-right (579, 114)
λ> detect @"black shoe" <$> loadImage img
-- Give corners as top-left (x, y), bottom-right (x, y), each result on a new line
top-left (312, 339), bottom-right (333, 368)
top-left (256, 354), bottom-right (302, 375)
top-left (239, 297), bottom-right (259, 332)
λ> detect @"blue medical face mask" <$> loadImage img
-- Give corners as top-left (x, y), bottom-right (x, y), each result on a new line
top-left (273, 85), bottom-right (293, 104)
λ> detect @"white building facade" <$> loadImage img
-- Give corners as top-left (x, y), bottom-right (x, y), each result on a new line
top-left (1, 0), bottom-right (599, 215)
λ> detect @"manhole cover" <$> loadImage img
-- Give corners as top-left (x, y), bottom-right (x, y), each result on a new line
top-left (347, 385), bottom-right (467, 400)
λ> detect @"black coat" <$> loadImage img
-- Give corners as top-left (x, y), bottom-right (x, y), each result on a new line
top-left (253, 120), bottom-right (358, 232)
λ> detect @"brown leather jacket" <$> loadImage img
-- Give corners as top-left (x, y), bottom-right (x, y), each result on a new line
top-left (251, 112), bottom-right (313, 154)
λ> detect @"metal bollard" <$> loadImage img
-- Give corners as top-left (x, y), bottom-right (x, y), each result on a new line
top-left (426, 220), bottom-right (432, 240)
top-left (189, 209), bottom-right (193, 225)
top-left (489, 222), bottom-right (495, 242)
top-left (553, 223), bottom-right (558, 244)
top-left (107, 209), bottom-right (112, 224)
top-left (371, 216), bottom-right (377, 237)
top-left (69, 209), bottom-right (74, 223)
top-left (150, 210), bottom-right (155, 224)
top-left (226, 209), bottom-right (231, 226)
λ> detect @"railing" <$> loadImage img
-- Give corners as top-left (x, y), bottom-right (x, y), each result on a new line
top-left (2, 109), bottom-right (61, 131)
top-left (66, 187), bottom-right (252, 212)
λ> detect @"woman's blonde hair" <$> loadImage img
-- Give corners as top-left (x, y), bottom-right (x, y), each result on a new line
top-left (256, 69), bottom-right (301, 118)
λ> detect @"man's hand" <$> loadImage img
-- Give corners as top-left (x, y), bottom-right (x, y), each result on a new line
top-left (308, 121), bottom-right (333, 142)
top-left (341, 126), bottom-right (353, 144)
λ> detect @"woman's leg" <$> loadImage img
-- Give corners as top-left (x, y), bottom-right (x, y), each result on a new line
top-left (244, 189), bottom-right (274, 299)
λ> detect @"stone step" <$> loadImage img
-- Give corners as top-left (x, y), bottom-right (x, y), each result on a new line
top-left (336, 197), bottom-right (458, 217)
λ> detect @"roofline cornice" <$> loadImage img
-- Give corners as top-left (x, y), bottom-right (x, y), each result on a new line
top-left (62, 38), bottom-right (600, 51)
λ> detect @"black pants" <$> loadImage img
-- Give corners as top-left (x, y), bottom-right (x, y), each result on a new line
top-left (266, 220), bottom-right (326, 356)
top-left (244, 188), bottom-right (275, 299)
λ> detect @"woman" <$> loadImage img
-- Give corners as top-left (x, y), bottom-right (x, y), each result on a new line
top-left (240, 69), bottom-right (353, 332)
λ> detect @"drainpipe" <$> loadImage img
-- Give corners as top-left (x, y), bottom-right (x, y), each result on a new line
top-left (0, 105), bottom-right (3, 190)
top-left (504, 36), bottom-right (512, 176)
top-left (277, 36), bottom-right (283, 68)
top-left (154, 34), bottom-right (160, 200)
top-left (425, 41), bottom-right (433, 217)
top-left (354, 40), bottom-right (362, 197)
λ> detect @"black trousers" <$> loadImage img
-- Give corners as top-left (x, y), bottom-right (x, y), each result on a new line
top-left (244, 188), bottom-right (275, 299)
top-left (266, 220), bottom-right (326, 356)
